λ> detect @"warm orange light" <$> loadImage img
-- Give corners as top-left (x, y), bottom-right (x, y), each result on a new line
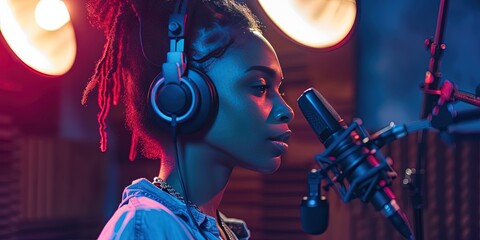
top-left (0, 0), bottom-right (76, 76)
top-left (35, 0), bottom-right (71, 31)
top-left (258, 0), bottom-right (357, 49)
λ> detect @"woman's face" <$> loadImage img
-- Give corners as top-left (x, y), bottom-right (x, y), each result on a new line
top-left (203, 31), bottom-right (294, 173)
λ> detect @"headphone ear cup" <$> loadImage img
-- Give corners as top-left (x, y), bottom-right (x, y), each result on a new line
top-left (148, 67), bottom-right (218, 134)
top-left (182, 67), bottom-right (218, 133)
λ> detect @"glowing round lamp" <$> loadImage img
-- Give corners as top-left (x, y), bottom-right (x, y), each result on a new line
top-left (0, 0), bottom-right (76, 76)
top-left (258, 0), bottom-right (357, 49)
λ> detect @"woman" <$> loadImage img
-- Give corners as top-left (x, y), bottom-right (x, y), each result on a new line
top-left (83, 0), bottom-right (294, 239)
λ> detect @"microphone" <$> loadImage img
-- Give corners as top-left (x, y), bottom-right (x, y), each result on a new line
top-left (301, 169), bottom-right (329, 234)
top-left (297, 88), bottom-right (415, 240)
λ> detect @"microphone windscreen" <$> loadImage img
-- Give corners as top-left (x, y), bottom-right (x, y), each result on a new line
top-left (300, 197), bottom-right (329, 235)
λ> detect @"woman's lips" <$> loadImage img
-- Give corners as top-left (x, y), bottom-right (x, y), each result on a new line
top-left (268, 130), bottom-right (291, 142)
top-left (270, 140), bottom-right (289, 156)
top-left (268, 130), bottom-right (291, 156)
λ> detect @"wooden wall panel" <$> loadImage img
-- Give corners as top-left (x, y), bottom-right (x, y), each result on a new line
top-left (0, 115), bottom-right (20, 240)
top-left (4, 133), bottom-right (106, 239)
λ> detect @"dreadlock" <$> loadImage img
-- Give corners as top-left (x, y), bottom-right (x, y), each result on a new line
top-left (83, 0), bottom-right (262, 160)
top-left (82, 0), bottom-right (137, 153)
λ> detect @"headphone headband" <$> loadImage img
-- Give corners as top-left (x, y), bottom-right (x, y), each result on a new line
top-left (163, 0), bottom-right (189, 83)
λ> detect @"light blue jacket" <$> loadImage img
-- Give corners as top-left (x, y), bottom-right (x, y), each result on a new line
top-left (98, 178), bottom-right (250, 240)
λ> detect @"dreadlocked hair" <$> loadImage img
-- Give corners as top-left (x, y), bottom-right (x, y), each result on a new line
top-left (82, 0), bottom-right (138, 153)
top-left (83, 0), bottom-right (262, 160)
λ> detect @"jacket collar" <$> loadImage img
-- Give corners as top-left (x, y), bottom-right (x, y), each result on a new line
top-left (119, 178), bottom-right (218, 232)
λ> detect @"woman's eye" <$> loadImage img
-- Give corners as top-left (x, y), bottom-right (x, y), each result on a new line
top-left (253, 84), bottom-right (269, 95)
top-left (258, 85), bottom-right (268, 93)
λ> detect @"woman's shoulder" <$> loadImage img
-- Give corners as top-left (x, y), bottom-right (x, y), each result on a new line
top-left (116, 195), bottom-right (192, 227)
top-left (98, 183), bottom-right (195, 239)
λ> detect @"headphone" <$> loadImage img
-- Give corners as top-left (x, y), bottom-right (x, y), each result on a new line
top-left (147, 3), bottom-right (216, 238)
top-left (148, 0), bottom-right (218, 133)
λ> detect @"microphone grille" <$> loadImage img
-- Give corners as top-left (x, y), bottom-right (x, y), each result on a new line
top-left (298, 88), bottom-right (343, 143)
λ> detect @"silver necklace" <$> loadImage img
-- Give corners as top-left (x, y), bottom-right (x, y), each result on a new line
top-left (219, 217), bottom-right (235, 240)
top-left (152, 177), bottom-right (201, 211)
top-left (152, 177), bottom-right (235, 240)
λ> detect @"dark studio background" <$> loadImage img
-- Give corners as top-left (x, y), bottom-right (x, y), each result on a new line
top-left (0, 0), bottom-right (479, 239)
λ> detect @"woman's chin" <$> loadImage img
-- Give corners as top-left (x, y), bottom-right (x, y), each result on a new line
top-left (253, 156), bottom-right (282, 174)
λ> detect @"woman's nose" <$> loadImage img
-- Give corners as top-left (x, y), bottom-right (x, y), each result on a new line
top-left (274, 98), bottom-right (294, 124)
